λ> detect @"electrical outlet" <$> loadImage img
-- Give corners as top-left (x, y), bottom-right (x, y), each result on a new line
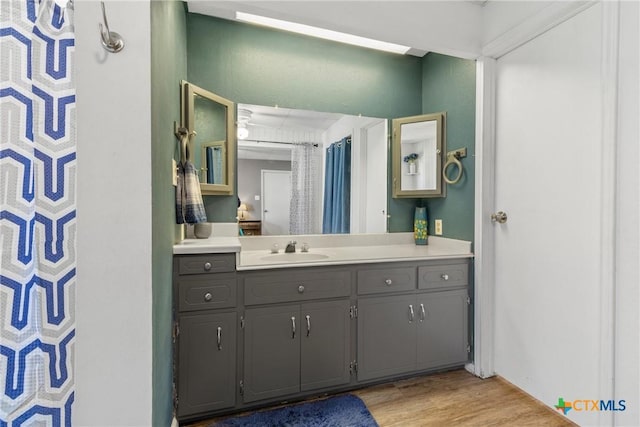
top-left (435, 219), bottom-right (443, 235)
top-left (172, 159), bottom-right (177, 186)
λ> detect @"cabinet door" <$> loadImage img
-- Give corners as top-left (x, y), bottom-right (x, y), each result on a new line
top-left (416, 289), bottom-right (469, 370)
top-left (243, 305), bottom-right (300, 403)
top-left (300, 300), bottom-right (351, 391)
top-left (357, 294), bottom-right (417, 381)
top-left (177, 312), bottom-right (236, 418)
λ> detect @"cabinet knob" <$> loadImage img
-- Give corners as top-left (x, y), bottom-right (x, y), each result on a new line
top-left (298, 285), bottom-right (305, 293)
top-left (441, 274), bottom-right (449, 281)
top-left (203, 292), bottom-right (213, 302)
top-left (204, 262), bottom-right (212, 271)
top-left (384, 279), bottom-right (393, 286)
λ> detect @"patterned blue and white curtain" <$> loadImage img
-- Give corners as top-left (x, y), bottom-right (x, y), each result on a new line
top-left (1, 0), bottom-right (75, 425)
top-left (289, 142), bottom-right (321, 235)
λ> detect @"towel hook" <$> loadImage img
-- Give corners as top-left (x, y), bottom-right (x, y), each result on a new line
top-left (99, 1), bottom-right (124, 53)
top-left (174, 124), bottom-right (197, 165)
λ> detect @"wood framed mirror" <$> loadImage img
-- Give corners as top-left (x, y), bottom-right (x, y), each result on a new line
top-left (181, 80), bottom-right (235, 195)
top-left (391, 112), bottom-right (446, 198)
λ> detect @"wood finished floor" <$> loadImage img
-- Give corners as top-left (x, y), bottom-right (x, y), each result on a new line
top-left (185, 369), bottom-right (576, 427)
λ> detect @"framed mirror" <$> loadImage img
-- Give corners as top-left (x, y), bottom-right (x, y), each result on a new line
top-left (181, 80), bottom-right (235, 195)
top-left (391, 112), bottom-right (445, 198)
top-left (236, 103), bottom-right (388, 236)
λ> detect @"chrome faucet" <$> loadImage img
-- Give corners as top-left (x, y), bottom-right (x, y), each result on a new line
top-left (285, 240), bottom-right (297, 253)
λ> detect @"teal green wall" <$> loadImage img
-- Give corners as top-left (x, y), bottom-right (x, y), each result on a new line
top-left (186, 14), bottom-right (423, 222)
top-left (151, 1), bottom-right (187, 425)
top-left (421, 53), bottom-right (476, 241)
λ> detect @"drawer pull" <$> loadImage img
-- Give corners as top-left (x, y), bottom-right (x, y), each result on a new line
top-left (298, 285), bottom-right (305, 293)
top-left (305, 315), bottom-right (311, 337)
top-left (216, 326), bottom-right (222, 351)
top-left (420, 303), bottom-right (426, 322)
top-left (203, 292), bottom-right (213, 302)
top-left (384, 279), bottom-right (393, 286)
top-left (441, 274), bottom-right (449, 281)
top-left (291, 316), bottom-right (296, 339)
top-left (408, 304), bottom-right (415, 322)
top-left (204, 262), bottom-right (212, 271)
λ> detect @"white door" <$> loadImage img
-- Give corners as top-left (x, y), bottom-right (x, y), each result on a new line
top-left (492, 4), bottom-right (605, 424)
top-left (261, 170), bottom-right (291, 235)
top-left (364, 120), bottom-right (388, 233)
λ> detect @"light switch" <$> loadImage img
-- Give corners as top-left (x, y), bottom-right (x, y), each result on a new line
top-left (254, 195), bottom-right (260, 201)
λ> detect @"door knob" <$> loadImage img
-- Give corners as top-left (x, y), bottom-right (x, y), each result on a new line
top-left (491, 211), bottom-right (508, 224)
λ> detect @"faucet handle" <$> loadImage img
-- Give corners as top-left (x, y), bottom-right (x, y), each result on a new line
top-left (301, 242), bottom-right (310, 252)
top-left (289, 240), bottom-right (297, 245)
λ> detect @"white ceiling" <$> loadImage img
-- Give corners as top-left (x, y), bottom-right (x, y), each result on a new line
top-left (239, 103), bottom-right (343, 132)
top-left (186, 1), bottom-right (486, 59)
top-left (237, 103), bottom-right (343, 161)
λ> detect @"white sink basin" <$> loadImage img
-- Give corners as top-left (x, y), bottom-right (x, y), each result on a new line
top-left (260, 252), bottom-right (330, 262)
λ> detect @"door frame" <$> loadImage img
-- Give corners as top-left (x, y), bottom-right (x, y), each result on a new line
top-left (473, 3), bottom-right (619, 420)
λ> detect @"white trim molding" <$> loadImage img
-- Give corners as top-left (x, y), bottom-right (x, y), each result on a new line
top-left (473, 56), bottom-right (497, 379)
top-left (482, 1), bottom-right (596, 59)
top-left (598, 1), bottom-right (620, 425)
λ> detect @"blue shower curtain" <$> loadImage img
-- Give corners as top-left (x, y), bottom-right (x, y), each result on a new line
top-left (322, 137), bottom-right (351, 234)
top-left (206, 146), bottom-right (223, 184)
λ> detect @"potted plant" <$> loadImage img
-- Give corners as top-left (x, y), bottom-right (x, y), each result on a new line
top-left (403, 152), bottom-right (419, 174)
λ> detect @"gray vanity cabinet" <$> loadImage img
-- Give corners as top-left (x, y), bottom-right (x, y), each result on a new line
top-left (357, 261), bottom-right (470, 382)
top-left (173, 254), bottom-right (238, 419)
top-left (177, 312), bottom-right (237, 417)
top-left (358, 290), bottom-right (469, 382)
top-left (357, 294), bottom-right (418, 380)
top-left (242, 304), bottom-right (301, 402)
top-left (415, 289), bottom-right (469, 370)
top-left (174, 255), bottom-right (471, 421)
top-left (242, 299), bottom-right (351, 403)
top-left (300, 300), bottom-right (351, 391)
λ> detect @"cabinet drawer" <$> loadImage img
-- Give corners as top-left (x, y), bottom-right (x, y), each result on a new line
top-left (178, 273), bottom-right (237, 311)
top-left (357, 266), bottom-right (415, 295)
top-left (418, 263), bottom-right (468, 290)
top-left (177, 254), bottom-right (235, 275)
top-left (244, 269), bottom-right (350, 305)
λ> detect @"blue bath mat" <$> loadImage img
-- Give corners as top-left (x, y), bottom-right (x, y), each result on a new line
top-left (212, 394), bottom-right (378, 427)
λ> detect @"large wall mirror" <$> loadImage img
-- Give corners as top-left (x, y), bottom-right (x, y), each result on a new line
top-left (391, 112), bottom-right (446, 198)
top-left (181, 80), bottom-right (235, 195)
top-left (236, 103), bottom-right (388, 236)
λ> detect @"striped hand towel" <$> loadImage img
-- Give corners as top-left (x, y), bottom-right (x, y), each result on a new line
top-left (176, 160), bottom-right (207, 224)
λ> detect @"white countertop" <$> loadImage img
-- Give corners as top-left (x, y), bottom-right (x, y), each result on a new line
top-left (173, 236), bottom-right (241, 254)
top-left (237, 234), bottom-right (472, 271)
top-left (173, 230), bottom-right (473, 268)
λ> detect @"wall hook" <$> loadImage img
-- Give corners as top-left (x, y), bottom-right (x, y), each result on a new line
top-left (100, 1), bottom-right (124, 53)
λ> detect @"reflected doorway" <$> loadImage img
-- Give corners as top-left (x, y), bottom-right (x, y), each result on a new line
top-left (261, 170), bottom-right (291, 235)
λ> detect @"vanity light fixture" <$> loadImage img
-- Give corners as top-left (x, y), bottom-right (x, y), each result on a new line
top-left (235, 12), bottom-right (411, 55)
top-left (237, 108), bottom-right (252, 140)
top-left (237, 124), bottom-right (249, 140)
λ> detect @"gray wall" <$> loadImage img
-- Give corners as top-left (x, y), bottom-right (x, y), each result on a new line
top-left (238, 159), bottom-right (291, 221)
